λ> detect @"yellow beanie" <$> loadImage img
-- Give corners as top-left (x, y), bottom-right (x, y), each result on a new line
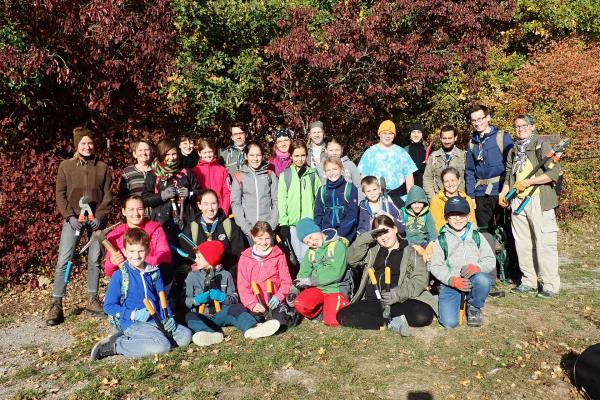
top-left (378, 120), bottom-right (396, 135)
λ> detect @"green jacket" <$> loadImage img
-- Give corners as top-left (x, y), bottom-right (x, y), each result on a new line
top-left (402, 186), bottom-right (438, 246)
top-left (504, 135), bottom-right (561, 211)
top-left (278, 166), bottom-right (321, 226)
top-left (298, 238), bottom-right (348, 294)
top-left (346, 232), bottom-right (438, 315)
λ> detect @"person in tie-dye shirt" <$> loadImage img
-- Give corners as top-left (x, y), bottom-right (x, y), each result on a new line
top-left (358, 120), bottom-right (417, 208)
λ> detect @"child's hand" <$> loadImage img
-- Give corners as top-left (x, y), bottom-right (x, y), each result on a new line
top-left (423, 242), bottom-right (434, 262)
top-left (370, 227), bottom-right (388, 239)
top-left (294, 277), bottom-right (313, 288)
top-left (252, 303), bottom-right (266, 314)
top-left (131, 308), bottom-right (150, 322)
top-left (268, 296), bottom-right (280, 310)
top-left (163, 317), bottom-right (176, 333)
top-left (414, 245), bottom-right (426, 257)
top-left (209, 289), bottom-right (226, 303)
top-left (110, 251), bottom-right (125, 266)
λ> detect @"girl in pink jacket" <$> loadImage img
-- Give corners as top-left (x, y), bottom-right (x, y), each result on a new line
top-left (103, 195), bottom-right (172, 285)
top-left (192, 139), bottom-right (231, 215)
top-left (237, 221), bottom-right (298, 327)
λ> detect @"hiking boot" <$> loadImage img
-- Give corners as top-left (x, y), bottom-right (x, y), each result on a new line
top-left (244, 319), bottom-right (280, 339)
top-left (510, 284), bottom-right (537, 295)
top-left (488, 290), bottom-right (506, 298)
top-left (388, 315), bottom-right (410, 337)
top-left (192, 331), bottom-right (224, 347)
top-left (85, 295), bottom-right (105, 317)
top-left (46, 298), bottom-right (64, 326)
top-left (467, 305), bottom-right (483, 327)
top-left (537, 290), bottom-right (558, 299)
top-left (90, 332), bottom-right (121, 361)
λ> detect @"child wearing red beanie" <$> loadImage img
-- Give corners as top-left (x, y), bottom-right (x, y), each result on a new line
top-left (184, 241), bottom-right (280, 346)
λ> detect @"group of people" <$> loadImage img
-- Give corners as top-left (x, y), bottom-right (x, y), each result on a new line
top-left (45, 104), bottom-right (563, 361)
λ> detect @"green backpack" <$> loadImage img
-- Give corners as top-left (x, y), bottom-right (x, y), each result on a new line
top-left (437, 225), bottom-right (481, 263)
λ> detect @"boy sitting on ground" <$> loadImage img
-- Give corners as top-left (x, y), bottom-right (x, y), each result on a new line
top-left (184, 241), bottom-right (280, 347)
top-left (357, 175), bottom-right (405, 236)
top-left (291, 218), bottom-right (351, 327)
top-left (91, 228), bottom-right (192, 360)
top-left (429, 197), bottom-right (495, 328)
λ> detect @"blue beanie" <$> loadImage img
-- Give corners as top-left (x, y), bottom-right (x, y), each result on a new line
top-left (296, 218), bottom-right (321, 242)
top-left (444, 196), bottom-right (470, 216)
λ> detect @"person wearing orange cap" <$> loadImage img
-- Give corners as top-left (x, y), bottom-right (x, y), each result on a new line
top-left (358, 120), bottom-right (417, 208)
top-left (184, 240), bottom-right (280, 346)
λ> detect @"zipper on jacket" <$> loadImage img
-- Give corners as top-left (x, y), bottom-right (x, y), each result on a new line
top-left (252, 170), bottom-right (260, 222)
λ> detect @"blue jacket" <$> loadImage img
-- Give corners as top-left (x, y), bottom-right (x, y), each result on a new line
top-left (357, 197), bottom-right (405, 236)
top-left (104, 262), bottom-right (169, 332)
top-left (314, 177), bottom-right (359, 243)
top-left (465, 126), bottom-right (513, 197)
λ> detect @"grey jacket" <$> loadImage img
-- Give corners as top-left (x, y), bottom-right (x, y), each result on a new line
top-left (346, 232), bottom-right (438, 314)
top-left (183, 266), bottom-right (238, 310)
top-left (504, 135), bottom-right (561, 211)
top-left (422, 146), bottom-right (466, 201)
top-left (219, 145), bottom-right (245, 175)
top-left (429, 223), bottom-right (496, 286)
top-left (317, 155), bottom-right (363, 200)
top-left (230, 163), bottom-right (279, 234)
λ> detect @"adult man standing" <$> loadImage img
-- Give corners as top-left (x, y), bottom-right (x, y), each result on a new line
top-left (219, 121), bottom-right (247, 174)
top-left (423, 125), bottom-right (466, 201)
top-left (306, 120), bottom-right (326, 169)
top-left (499, 115), bottom-right (561, 298)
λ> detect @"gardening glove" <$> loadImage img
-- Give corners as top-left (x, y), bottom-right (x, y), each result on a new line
top-left (268, 296), bottom-right (280, 310)
top-left (173, 216), bottom-right (185, 230)
top-left (294, 277), bottom-right (313, 288)
top-left (381, 290), bottom-right (400, 306)
top-left (68, 216), bottom-right (83, 231)
top-left (132, 308), bottom-right (150, 322)
top-left (423, 242), bottom-right (434, 262)
top-left (163, 317), bottom-right (176, 333)
top-left (193, 291), bottom-right (211, 306)
top-left (498, 193), bottom-right (509, 208)
top-left (514, 180), bottom-right (527, 193)
top-left (89, 218), bottom-right (101, 231)
top-left (278, 225), bottom-right (291, 242)
top-left (178, 187), bottom-right (189, 199)
top-left (460, 263), bottom-right (481, 279)
top-left (449, 276), bottom-right (472, 292)
top-left (161, 186), bottom-right (177, 201)
top-left (209, 289), bottom-right (226, 303)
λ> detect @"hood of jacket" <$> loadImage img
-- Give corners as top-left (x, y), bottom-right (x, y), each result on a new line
top-left (406, 185), bottom-right (429, 207)
top-left (240, 162), bottom-right (270, 176)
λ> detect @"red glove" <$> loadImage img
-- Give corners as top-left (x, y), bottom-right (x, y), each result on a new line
top-left (449, 276), bottom-right (472, 292)
top-left (460, 264), bottom-right (481, 279)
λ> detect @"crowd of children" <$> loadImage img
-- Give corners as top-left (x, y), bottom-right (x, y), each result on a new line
top-left (46, 110), bottom-right (563, 361)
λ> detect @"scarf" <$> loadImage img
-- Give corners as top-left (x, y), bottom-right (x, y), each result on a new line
top-left (200, 216), bottom-right (219, 239)
top-left (441, 148), bottom-right (456, 167)
top-left (233, 144), bottom-right (246, 167)
top-left (73, 153), bottom-right (96, 166)
top-left (151, 159), bottom-right (179, 181)
top-left (270, 150), bottom-right (291, 176)
top-left (512, 135), bottom-right (534, 175)
top-left (251, 245), bottom-right (273, 261)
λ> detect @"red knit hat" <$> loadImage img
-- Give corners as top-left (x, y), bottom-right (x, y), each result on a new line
top-left (196, 241), bottom-right (225, 267)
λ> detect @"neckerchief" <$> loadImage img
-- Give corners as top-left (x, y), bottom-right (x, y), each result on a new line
top-left (200, 216), bottom-right (219, 240)
top-left (442, 148), bottom-right (456, 167)
top-left (151, 159), bottom-right (178, 181)
top-left (512, 135), bottom-right (534, 175)
top-left (232, 144), bottom-right (246, 167)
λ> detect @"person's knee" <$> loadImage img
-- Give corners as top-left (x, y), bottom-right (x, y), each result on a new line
top-left (438, 310), bottom-right (459, 329)
top-left (143, 338), bottom-right (171, 355)
top-left (174, 326), bottom-right (192, 346)
top-left (472, 273), bottom-right (492, 289)
top-left (411, 312), bottom-right (434, 328)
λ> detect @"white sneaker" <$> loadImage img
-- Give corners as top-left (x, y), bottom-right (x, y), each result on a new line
top-left (192, 331), bottom-right (224, 347)
top-left (244, 319), bottom-right (280, 339)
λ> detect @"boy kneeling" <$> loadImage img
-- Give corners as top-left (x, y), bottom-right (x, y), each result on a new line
top-left (429, 197), bottom-right (495, 328)
top-left (91, 228), bottom-right (192, 360)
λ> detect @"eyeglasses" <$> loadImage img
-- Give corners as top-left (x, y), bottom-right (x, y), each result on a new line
top-left (515, 124), bottom-right (530, 130)
top-left (471, 116), bottom-right (487, 124)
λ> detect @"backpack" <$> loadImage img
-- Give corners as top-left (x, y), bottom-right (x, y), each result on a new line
top-left (190, 218), bottom-right (233, 243)
top-left (437, 225), bottom-right (481, 262)
top-left (232, 169), bottom-right (273, 188)
top-left (107, 265), bottom-right (160, 329)
top-left (282, 167), bottom-right (318, 194)
top-left (574, 343), bottom-right (600, 400)
top-left (508, 138), bottom-right (564, 196)
top-left (468, 130), bottom-right (506, 156)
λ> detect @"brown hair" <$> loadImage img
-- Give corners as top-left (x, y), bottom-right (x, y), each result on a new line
top-left (326, 137), bottom-right (344, 151)
top-left (469, 104), bottom-right (489, 117)
top-left (124, 227), bottom-right (150, 250)
top-left (131, 139), bottom-right (154, 157)
top-left (195, 188), bottom-right (218, 204)
top-left (250, 221), bottom-right (274, 238)
top-left (123, 195), bottom-right (145, 209)
top-left (441, 166), bottom-right (461, 181)
top-left (155, 138), bottom-right (177, 163)
top-left (289, 139), bottom-right (308, 157)
top-left (372, 214), bottom-right (396, 230)
top-left (360, 175), bottom-right (380, 189)
top-left (439, 125), bottom-right (458, 137)
top-left (196, 139), bottom-right (217, 153)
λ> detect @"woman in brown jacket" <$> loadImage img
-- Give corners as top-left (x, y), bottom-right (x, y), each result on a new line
top-left (46, 127), bottom-right (112, 326)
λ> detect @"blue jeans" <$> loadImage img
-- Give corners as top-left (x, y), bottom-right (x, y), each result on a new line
top-left (52, 221), bottom-right (102, 298)
top-left (185, 304), bottom-right (257, 333)
top-left (116, 321), bottom-right (192, 358)
top-left (438, 273), bottom-right (492, 328)
top-left (290, 226), bottom-right (308, 263)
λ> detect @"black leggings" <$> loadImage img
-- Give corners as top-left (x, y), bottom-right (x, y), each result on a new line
top-left (337, 299), bottom-right (434, 330)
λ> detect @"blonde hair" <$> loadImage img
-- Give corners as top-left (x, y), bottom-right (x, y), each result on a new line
top-left (323, 156), bottom-right (343, 170)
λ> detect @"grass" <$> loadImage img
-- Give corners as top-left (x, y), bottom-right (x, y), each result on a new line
top-left (0, 221), bottom-right (599, 399)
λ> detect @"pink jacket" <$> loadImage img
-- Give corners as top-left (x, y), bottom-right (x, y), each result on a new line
top-left (192, 158), bottom-right (231, 214)
top-left (103, 220), bottom-right (171, 277)
top-left (236, 245), bottom-right (292, 309)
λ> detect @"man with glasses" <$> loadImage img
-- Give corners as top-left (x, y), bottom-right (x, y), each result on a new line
top-left (219, 121), bottom-right (247, 174)
top-left (465, 105), bottom-right (514, 289)
top-left (499, 115), bottom-right (561, 298)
